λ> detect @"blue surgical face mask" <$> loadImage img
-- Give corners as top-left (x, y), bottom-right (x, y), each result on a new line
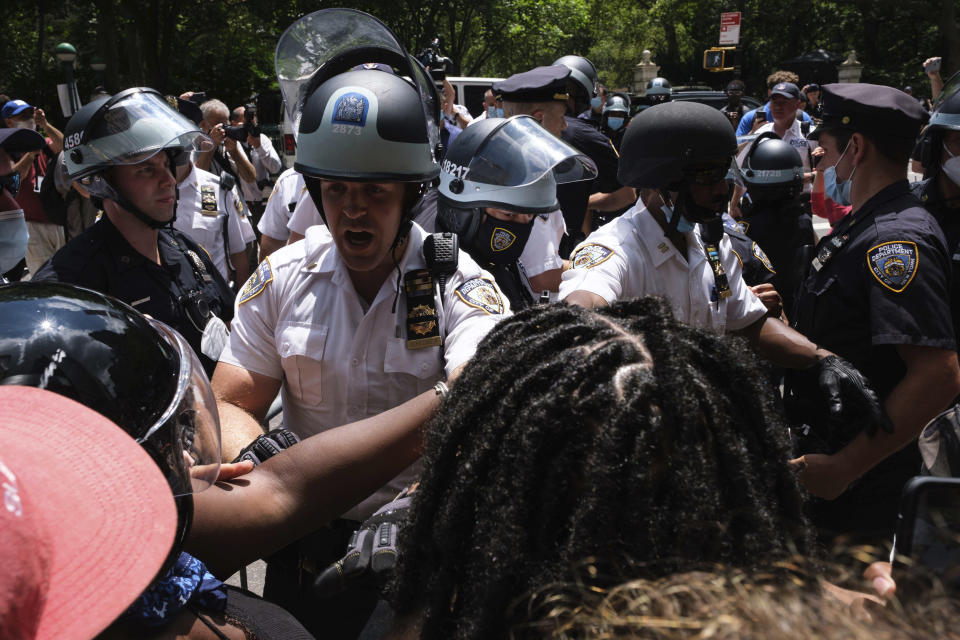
top-left (661, 202), bottom-right (695, 233)
top-left (590, 96), bottom-right (602, 109)
top-left (495, 107), bottom-right (504, 118)
top-left (0, 209), bottom-right (28, 273)
top-left (606, 116), bottom-right (624, 131)
top-left (823, 139), bottom-right (856, 206)
top-left (487, 106), bottom-right (496, 118)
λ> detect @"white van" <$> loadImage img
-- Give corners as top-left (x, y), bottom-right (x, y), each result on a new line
top-left (444, 76), bottom-right (504, 117)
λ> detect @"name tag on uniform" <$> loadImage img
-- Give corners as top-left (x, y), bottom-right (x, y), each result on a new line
top-left (200, 185), bottom-right (218, 215)
top-left (404, 269), bottom-right (441, 349)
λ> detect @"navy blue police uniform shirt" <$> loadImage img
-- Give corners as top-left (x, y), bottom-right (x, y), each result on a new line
top-left (722, 220), bottom-right (777, 288)
top-left (785, 180), bottom-right (954, 537)
top-left (33, 216), bottom-right (235, 376)
top-left (790, 180), bottom-right (954, 400)
top-left (913, 177), bottom-right (960, 347)
top-left (557, 115), bottom-right (622, 249)
top-left (736, 200), bottom-right (815, 315)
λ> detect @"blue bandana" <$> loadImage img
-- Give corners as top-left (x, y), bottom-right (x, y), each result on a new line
top-left (120, 552), bottom-right (227, 626)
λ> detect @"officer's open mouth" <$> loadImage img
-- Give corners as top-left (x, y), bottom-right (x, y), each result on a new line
top-left (345, 230), bottom-right (373, 246)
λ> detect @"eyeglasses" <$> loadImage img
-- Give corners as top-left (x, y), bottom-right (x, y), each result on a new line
top-left (0, 173), bottom-right (21, 198)
top-left (683, 165), bottom-right (729, 185)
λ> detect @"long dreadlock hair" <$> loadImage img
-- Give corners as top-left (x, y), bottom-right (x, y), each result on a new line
top-left (389, 297), bottom-right (814, 640)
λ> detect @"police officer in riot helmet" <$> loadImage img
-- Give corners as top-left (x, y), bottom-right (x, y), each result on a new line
top-left (912, 78), bottom-right (960, 342)
top-left (735, 132), bottom-right (816, 315)
top-left (216, 9), bottom-right (508, 636)
top-left (551, 54), bottom-right (632, 257)
top-left (436, 115), bottom-right (596, 309)
top-left (561, 101), bottom-right (888, 460)
top-left (601, 92), bottom-right (631, 150)
top-left (32, 88), bottom-right (234, 377)
top-left (646, 77), bottom-right (672, 104)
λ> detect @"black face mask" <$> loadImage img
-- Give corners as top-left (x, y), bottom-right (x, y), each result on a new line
top-left (470, 214), bottom-right (533, 265)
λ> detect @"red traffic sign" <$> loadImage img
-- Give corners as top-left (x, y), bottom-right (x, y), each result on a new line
top-left (719, 12), bottom-right (741, 45)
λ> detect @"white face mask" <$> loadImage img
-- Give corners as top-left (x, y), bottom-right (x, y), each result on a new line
top-left (943, 143), bottom-right (960, 185)
top-left (13, 118), bottom-right (35, 131)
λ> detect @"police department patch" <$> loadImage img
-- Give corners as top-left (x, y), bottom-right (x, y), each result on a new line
top-left (571, 244), bottom-right (615, 269)
top-left (238, 259), bottom-right (274, 305)
top-left (867, 241), bottom-right (918, 293)
top-left (753, 242), bottom-right (776, 274)
top-left (332, 93), bottom-right (368, 126)
top-left (491, 227), bottom-right (517, 252)
top-left (455, 278), bottom-right (504, 315)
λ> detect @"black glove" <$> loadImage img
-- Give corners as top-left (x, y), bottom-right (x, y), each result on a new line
top-left (313, 489), bottom-right (413, 598)
top-left (231, 428), bottom-right (300, 466)
top-left (816, 355), bottom-right (893, 437)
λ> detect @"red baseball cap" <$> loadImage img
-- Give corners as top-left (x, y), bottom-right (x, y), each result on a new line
top-left (0, 386), bottom-right (177, 640)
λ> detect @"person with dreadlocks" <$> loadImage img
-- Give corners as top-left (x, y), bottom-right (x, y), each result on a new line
top-left (32, 88), bottom-right (235, 377)
top-left (386, 297), bottom-right (816, 640)
top-left (210, 9), bottom-right (508, 636)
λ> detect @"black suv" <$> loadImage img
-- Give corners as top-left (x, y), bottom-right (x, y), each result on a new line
top-left (630, 86), bottom-right (762, 115)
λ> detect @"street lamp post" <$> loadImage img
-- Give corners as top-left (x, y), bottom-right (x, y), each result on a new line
top-left (55, 42), bottom-right (80, 117)
top-left (90, 55), bottom-right (106, 90)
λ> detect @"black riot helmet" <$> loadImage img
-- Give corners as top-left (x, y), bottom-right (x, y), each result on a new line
top-left (915, 72), bottom-right (960, 171)
top-left (551, 55), bottom-right (599, 112)
top-left (276, 8), bottom-right (441, 240)
top-left (0, 282), bottom-right (223, 565)
top-left (619, 101), bottom-right (737, 231)
top-left (436, 115), bottom-right (596, 260)
top-left (646, 77), bottom-right (672, 103)
top-left (619, 101), bottom-right (736, 189)
top-left (62, 87), bottom-right (213, 229)
top-left (740, 132), bottom-right (804, 205)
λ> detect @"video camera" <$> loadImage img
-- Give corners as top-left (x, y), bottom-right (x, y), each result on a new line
top-left (224, 102), bottom-right (261, 142)
top-left (417, 37), bottom-right (454, 81)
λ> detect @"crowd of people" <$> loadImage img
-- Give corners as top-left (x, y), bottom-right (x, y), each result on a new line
top-left (2, 8), bottom-right (960, 639)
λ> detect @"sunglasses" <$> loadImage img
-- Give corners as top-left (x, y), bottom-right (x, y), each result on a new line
top-left (0, 173), bottom-right (21, 198)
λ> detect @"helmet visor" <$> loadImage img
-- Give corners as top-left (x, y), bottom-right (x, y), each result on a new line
top-left (460, 116), bottom-right (597, 188)
top-left (145, 320), bottom-right (221, 496)
top-left (275, 8), bottom-right (439, 153)
top-left (80, 91), bottom-right (212, 168)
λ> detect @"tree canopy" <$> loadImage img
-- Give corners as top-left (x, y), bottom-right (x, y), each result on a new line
top-left (3, 0), bottom-right (957, 127)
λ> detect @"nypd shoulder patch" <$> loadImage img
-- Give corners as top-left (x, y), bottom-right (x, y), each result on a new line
top-left (238, 259), bottom-right (274, 306)
top-left (867, 240), bottom-right (918, 293)
top-left (753, 242), bottom-right (776, 274)
top-left (491, 227), bottom-right (517, 252)
top-left (455, 278), bottom-right (505, 315)
top-left (571, 243), bottom-right (615, 270)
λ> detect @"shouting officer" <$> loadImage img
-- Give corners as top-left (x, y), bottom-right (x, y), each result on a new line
top-left (787, 84), bottom-right (960, 541)
top-left (436, 115), bottom-right (596, 309)
top-left (211, 9), bottom-right (508, 635)
top-left (33, 88), bottom-right (235, 377)
top-left (559, 101), bottom-right (887, 444)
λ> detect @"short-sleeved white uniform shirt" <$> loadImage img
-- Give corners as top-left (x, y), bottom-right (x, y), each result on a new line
top-left (558, 203), bottom-right (766, 334)
top-left (221, 222), bottom-right (510, 518)
top-left (174, 164), bottom-right (247, 280)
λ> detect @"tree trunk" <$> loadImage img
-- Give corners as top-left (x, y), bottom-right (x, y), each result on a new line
top-left (942, 0), bottom-right (960, 77)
